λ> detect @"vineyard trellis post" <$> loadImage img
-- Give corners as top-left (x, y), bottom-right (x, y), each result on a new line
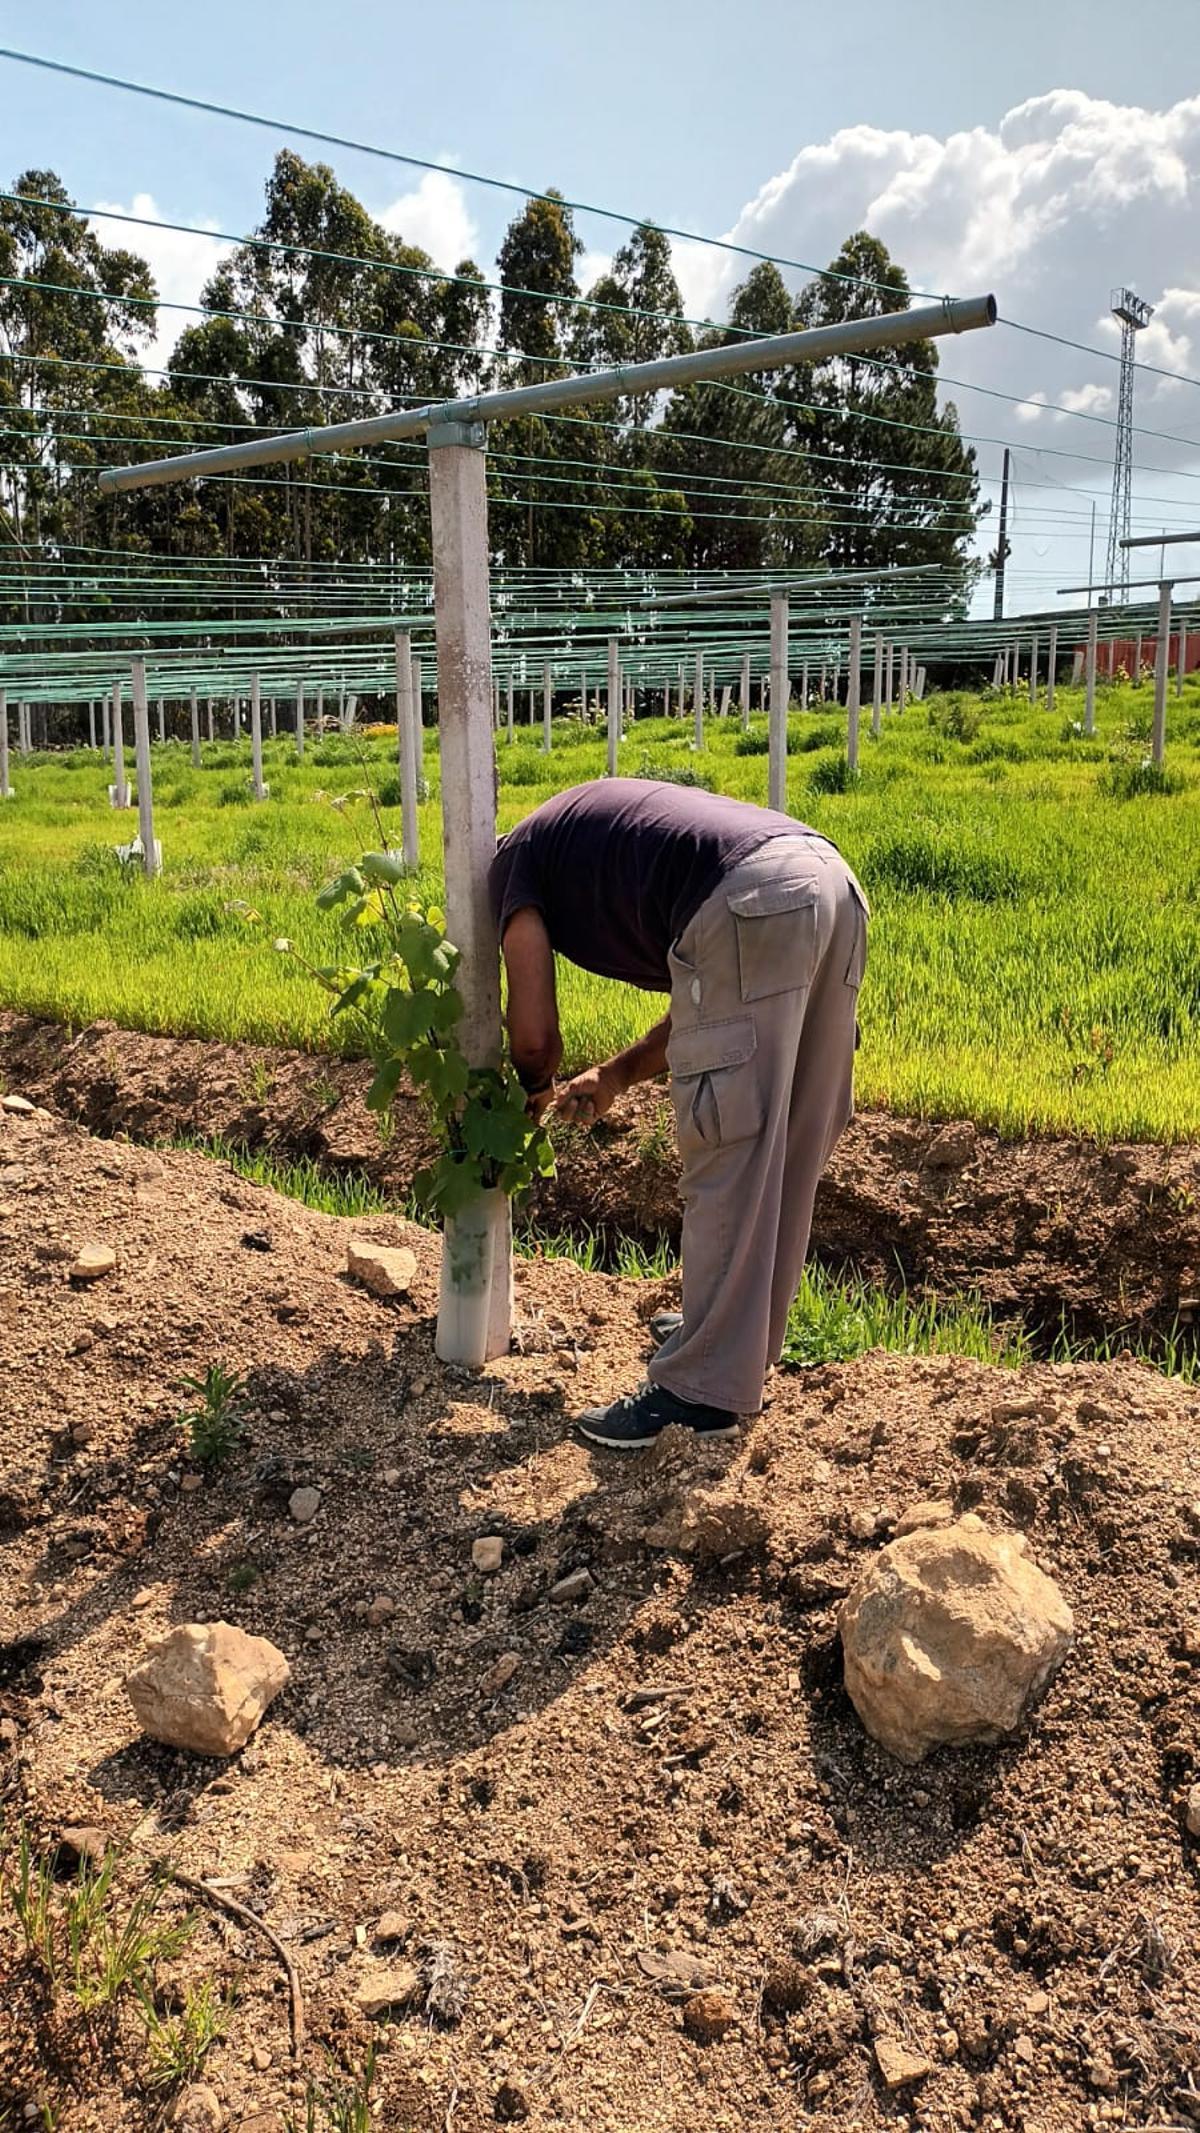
top-left (395, 629), bottom-right (419, 870)
top-left (607, 637), bottom-right (621, 777)
top-left (130, 659), bottom-right (160, 879)
top-left (846, 616), bottom-right (861, 775)
top-left (1152, 580), bottom-right (1171, 766)
top-left (1084, 608), bottom-right (1098, 736)
top-left (0, 690), bottom-right (10, 799)
top-left (769, 591), bottom-right (789, 811)
top-left (190, 689), bottom-right (201, 768)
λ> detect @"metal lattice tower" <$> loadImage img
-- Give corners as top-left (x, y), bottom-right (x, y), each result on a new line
top-left (1105, 287), bottom-right (1154, 598)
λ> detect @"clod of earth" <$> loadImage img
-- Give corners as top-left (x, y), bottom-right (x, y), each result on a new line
top-left (354, 1962), bottom-right (422, 2017)
top-left (924, 1121), bottom-right (977, 1170)
top-left (345, 1237), bottom-right (417, 1298)
top-left (167, 2083), bottom-right (223, 2132)
top-left (68, 1242), bottom-right (116, 1282)
top-left (839, 1514), bottom-right (1074, 1764)
top-left (126, 1619), bottom-right (291, 1756)
top-left (1186, 1784), bottom-right (1200, 1839)
top-left (894, 1497), bottom-right (956, 1536)
top-left (873, 2037), bottom-right (934, 2089)
top-left (683, 1987), bottom-right (738, 2042)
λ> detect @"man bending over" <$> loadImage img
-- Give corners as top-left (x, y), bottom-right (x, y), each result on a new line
top-left (488, 778), bottom-right (868, 1450)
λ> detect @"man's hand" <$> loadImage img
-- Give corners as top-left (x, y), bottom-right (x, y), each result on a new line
top-left (524, 1082), bottom-right (555, 1125)
top-left (552, 1061), bottom-right (626, 1127)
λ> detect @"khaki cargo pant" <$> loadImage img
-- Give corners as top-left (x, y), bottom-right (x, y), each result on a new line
top-left (649, 836), bottom-right (868, 1415)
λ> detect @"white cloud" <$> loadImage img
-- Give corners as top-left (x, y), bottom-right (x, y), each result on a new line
top-left (577, 249), bottom-right (613, 297)
top-left (91, 193), bottom-right (229, 376)
top-left (667, 90), bottom-right (1200, 604)
top-left (378, 169), bottom-right (478, 269)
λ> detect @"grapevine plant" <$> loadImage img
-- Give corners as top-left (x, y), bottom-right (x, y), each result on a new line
top-left (284, 851), bottom-right (554, 1219)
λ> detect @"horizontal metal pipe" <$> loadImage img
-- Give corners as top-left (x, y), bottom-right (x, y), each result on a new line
top-left (1120, 529), bottom-right (1200, 550)
top-left (99, 293), bottom-right (996, 495)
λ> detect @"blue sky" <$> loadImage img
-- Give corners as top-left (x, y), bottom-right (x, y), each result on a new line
top-left (2, 1), bottom-right (1198, 612)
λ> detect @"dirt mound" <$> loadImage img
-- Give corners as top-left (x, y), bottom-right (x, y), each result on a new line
top-left (3, 1010), bottom-right (1199, 1342)
top-left (3, 1106), bottom-right (1200, 2130)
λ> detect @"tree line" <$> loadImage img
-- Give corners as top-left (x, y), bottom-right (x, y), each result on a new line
top-left (0, 154), bottom-right (984, 614)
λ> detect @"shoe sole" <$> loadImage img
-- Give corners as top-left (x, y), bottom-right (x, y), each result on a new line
top-left (576, 1419), bottom-right (740, 1450)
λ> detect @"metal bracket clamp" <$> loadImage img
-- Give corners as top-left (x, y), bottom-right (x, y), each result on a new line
top-left (426, 419), bottom-right (488, 451)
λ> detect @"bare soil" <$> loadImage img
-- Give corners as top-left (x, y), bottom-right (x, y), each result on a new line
top-left (3, 1104), bottom-right (1200, 2131)
top-left (3, 1011), bottom-right (1199, 1344)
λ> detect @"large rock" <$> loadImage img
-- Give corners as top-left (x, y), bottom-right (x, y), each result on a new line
top-left (346, 1239), bottom-right (416, 1298)
top-left (127, 1621), bottom-right (291, 1756)
top-left (839, 1516), bottom-right (1073, 1765)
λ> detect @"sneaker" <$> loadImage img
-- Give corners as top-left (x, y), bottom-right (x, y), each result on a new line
top-left (648, 1309), bottom-right (683, 1346)
top-left (576, 1381), bottom-right (739, 1450)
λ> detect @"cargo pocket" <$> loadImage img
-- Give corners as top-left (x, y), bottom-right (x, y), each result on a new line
top-left (668, 1017), bottom-right (761, 1157)
top-left (726, 878), bottom-right (820, 1002)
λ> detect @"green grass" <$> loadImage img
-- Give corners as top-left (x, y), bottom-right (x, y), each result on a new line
top-left (2, 677), bottom-right (1199, 1140)
top-left (782, 1262), bottom-right (1032, 1369)
top-left (168, 1133), bottom-right (394, 1217)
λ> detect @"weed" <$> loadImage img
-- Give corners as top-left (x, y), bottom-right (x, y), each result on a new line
top-left (807, 753), bottom-right (859, 797)
top-left (782, 1264), bottom-right (1030, 1370)
top-left (169, 1136), bottom-right (391, 1218)
top-left (139, 1978), bottom-right (232, 2088)
top-left (226, 1562), bottom-right (260, 1594)
top-left (293, 2044), bottom-right (378, 2133)
top-left (177, 1362), bottom-right (250, 1468)
top-left (927, 693), bottom-right (982, 743)
top-left (1098, 754), bottom-right (1185, 800)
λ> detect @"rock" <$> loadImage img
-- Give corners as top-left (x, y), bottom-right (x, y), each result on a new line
top-left (365, 1595), bottom-right (396, 1627)
top-left (69, 1243), bottom-right (116, 1283)
top-left (355, 1962), bottom-right (421, 2017)
top-left (549, 1568), bottom-right (594, 1603)
top-left (472, 1536), bottom-right (505, 1575)
top-left (126, 1621), bottom-right (291, 1756)
top-left (375, 1909), bottom-right (409, 1944)
top-left (346, 1239), bottom-right (417, 1299)
top-left (895, 1498), bottom-right (955, 1537)
top-left (481, 1652), bottom-right (521, 1697)
top-left (925, 1121), bottom-right (976, 1170)
top-left (849, 1509), bottom-right (878, 1542)
top-left (839, 1518), bottom-right (1073, 1765)
top-left (58, 1824), bottom-right (110, 1869)
top-left (1185, 1784), bottom-right (1200, 1839)
top-left (289, 1486), bottom-right (321, 1524)
top-left (493, 2079), bottom-right (531, 2123)
top-left (874, 2037), bottom-right (933, 2089)
top-left (169, 2086), bottom-right (223, 2132)
top-left (1, 1094), bottom-right (36, 1114)
top-left (683, 1987), bottom-right (737, 2042)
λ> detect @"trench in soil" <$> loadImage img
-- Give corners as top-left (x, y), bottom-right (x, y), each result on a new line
top-left (1, 1009), bottom-right (1198, 1369)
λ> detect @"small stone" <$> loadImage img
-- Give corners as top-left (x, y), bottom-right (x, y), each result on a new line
top-left (925, 1121), bottom-right (976, 1170)
top-left (70, 1332), bottom-right (95, 1356)
top-left (375, 1910), bottom-right (409, 1945)
top-left (1013, 2033), bottom-right (1035, 2064)
top-left (69, 1243), bottom-right (117, 1283)
top-left (1025, 1990), bottom-right (1050, 2017)
top-left (58, 1824), bottom-right (110, 1868)
top-left (1, 1094), bottom-right (36, 1114)
top-left (493, 2079), bottom-right (530, 2123)
top-left (849, 1509), bottom-right (878, 1541)
top-left (895, 1498), bottom-right (955, 1536)
top-left (1185, 1784), bottom-right (1200, 1839)
top-left (346, 1239), bottom-right (417, 1299)
top-left (683, 1987), bottom-right (737, 2042)
top-left (481, 1652), bottom-right (521, 1697)
top-left (355, 1962), bottom-right (421, 2017)
top-left (251, 2046), bottom-right (272, 2072)
top-left (289, 1486), bottom-right (321, 1524)
top-left (549, 1568), bottom-right (594, 1603)
top-left (874, 2037), bottom-right (933, 2089)
top-left (69, 1419), bottom-right (95, 1443)
top-left (180, 1473), bottom-right (203, 1495)
top-left (383, 1468), bottom-right (402, 1487)
top-left (169, 2086), bottom-right (223, 2133)
top-left (365, 1595), bottom-right (396, 1627)
top-left (126, 1620), bottom-right (290, 1756)
top-left (132, 1587), bottom-right (156, 1609)
top-left (472, 1536), bottom-right (505, 1575)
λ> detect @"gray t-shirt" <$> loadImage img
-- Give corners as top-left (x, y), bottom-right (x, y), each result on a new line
top-left (489, 779), bottom-right (819, 993)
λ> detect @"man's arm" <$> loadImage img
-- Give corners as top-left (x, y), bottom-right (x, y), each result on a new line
top-left (500, 906), bottom-right (563, 1105)
top-left (553, 1014), bottom-right (671, 1126)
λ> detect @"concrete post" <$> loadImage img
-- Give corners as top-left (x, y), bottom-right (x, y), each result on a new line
top-left (189, 689), bottom-right (201, 768)
top-left (719, 683), bottom-right (731, 718)
top-left (87, 699), bottom-right (97, 750)
top-left (1029, 634), bottom-right (1038, 705)
top-left (1133, 632), bottom-right (1143, 684)
top-left (846, 616), bottom-right (862, 776)
top-left (543, 662), bottom-right (553, 753)
top-left (800, 660), bottom-right (808, 710)
top-left (395, 629), bottom-right (419, 870)
top-left (769, 592), bottom-right (789, 812)
top-left (740, 650), bottom-right (751, 731)
top-left (884, 642), bottom-right (894, 711)
top-left (1084, 608), bottom-right (1098, 736)
top-left (0, 691), bottom-right (10, 798)
top-left (102, 690), bottom-right (111, 757)
top-left (315, 688), bottom-right (323, 732)
top-left (296, 680), bottom-right (306, 758)
top-left (427, 424), bottom-right (510, 1367)
top-left (693, 649), bottom-right (704, 750)
top-left (1046, 625), bottom-right (1058, 716)
top-left (206, 696), bottom-right (214, 743)
top-left (1071, 649), bottom-right (1083, 685)
top-left (130, 659), bottom-right (160, 878)
top-left (1152, 580), bottom-right (1171, 767)
top-left (871, 633), bottom-right (883, 738)
top-left (506, 672), bottom-right (514, 744)
top-left (898, 645), bottom-right (909, 716)
top-left (250, 674), bottom-right (267, 800)
top-left (607, 637), bottom-right (621, 777)
top-left (1177, 617), bottom-right (1187, 696)
top-left (269, 695), bottom-right (278, 738)
top-left (156, 698), bottom-right (166, 745)
top-left (110, 682), bottom-right (129, 808)
top-left (412, 655), bottom-right (425, 783)
top-left (232, 696), bottom-right (241, 738)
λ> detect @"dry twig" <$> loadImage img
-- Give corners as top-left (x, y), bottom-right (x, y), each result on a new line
top-left (172, 1866), bottom-right (305, 2060)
